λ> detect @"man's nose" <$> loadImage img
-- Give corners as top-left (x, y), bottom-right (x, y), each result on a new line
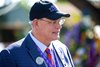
top-left (55, 22), bottom-right (62, 29)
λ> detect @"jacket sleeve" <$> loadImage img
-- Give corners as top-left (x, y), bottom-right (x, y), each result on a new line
top-left (0, 50), bottom-right (17, 67)
top-left (66, 48), bottom-right (74, 67)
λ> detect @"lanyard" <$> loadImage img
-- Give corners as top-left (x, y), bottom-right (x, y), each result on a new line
top-left (37, 47), bottom-right (53, 67)
top-left (37, 46), bottom-right (60, 67)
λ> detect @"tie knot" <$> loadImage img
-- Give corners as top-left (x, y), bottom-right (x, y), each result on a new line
top-left (45, 48), bottom-right (50, 54)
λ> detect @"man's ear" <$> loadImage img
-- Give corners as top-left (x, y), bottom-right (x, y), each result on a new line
top-left (32, 19), bottom-right (39, 27)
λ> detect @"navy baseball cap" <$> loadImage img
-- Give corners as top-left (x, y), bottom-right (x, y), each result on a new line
top-left (29, 1), bottom-right (70, 21)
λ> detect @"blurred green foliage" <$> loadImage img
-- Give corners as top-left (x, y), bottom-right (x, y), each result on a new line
top-left (58, 0), bottom-right (68, 2)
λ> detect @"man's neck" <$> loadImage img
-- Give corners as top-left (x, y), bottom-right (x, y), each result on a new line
top-left (31, 31), bottom-right (51, 47)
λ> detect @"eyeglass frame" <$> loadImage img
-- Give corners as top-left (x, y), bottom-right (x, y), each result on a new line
top-left (38, 18), bottom-right (65, 25)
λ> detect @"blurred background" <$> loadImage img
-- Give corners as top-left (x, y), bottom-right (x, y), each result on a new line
top-left (0, 0), bottom-right (100, 67)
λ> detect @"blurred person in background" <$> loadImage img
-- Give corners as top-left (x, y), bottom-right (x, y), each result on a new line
top-left (0, 0), bottom-right (74, 67)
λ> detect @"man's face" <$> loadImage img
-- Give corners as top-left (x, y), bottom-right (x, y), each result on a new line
top-left (35, 18), bottom-right (64, 41)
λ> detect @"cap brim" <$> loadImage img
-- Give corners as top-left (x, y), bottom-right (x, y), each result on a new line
top-left (46, 12), bottom-right (70, 20)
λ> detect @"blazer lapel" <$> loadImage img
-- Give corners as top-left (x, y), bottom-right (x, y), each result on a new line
top-left (23, 34), bottom-right (46, 67)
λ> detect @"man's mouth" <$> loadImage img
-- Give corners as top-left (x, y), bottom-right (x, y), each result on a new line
top-left (52, 31), bottom-right (59, 35)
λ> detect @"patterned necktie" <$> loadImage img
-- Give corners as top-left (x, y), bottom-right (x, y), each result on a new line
top-left (45, 48), bottom-right (54, 67)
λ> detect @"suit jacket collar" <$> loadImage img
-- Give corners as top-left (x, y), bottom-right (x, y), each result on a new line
top-left (22, 34), bottom-right (46, 67)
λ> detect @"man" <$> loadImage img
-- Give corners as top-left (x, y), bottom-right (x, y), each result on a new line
top-left (0, 0), bottom-right (74, 67)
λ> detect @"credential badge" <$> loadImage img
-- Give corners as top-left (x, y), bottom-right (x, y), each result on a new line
top-left (36, 57), bottom-right (44, 65)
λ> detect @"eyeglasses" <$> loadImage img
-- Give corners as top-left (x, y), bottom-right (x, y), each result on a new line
top-left (39, 18), bottom-right (65, 25)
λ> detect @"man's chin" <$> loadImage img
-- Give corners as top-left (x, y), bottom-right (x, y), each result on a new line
top-left (52, 36), bottom-right (60, 40)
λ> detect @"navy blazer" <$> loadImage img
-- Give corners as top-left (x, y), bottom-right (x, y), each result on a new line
top-left (0, 34), bottom-right (74, 67)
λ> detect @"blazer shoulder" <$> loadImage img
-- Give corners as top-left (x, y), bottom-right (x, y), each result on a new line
top-left (0, 38), bottom-right (25, 63)
top-left (52, 40), bottom-right (68, 49)
top-left (2, 38), bottom-right (25, 52)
